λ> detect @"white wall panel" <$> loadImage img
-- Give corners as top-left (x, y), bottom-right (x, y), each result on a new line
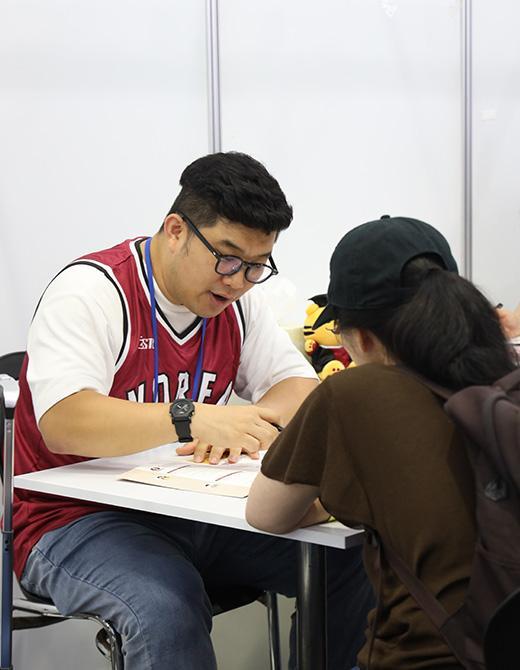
top-left (472, 0), bottom-right (520, 308)
top-left (0, 0), bottom-right (208, 352)
top-left (219, 0), bottom-right (462, 324)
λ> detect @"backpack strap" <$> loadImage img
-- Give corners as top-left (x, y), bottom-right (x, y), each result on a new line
top-left (365, 531), bottom-right (384, 670)
top-left (364, 530), bottom-right (462, 669)
top-left (494, 366), bottom-right (520, 392)
top-left (382, 540), bottom-right (470, 668)
top-left (383, 542), bottom-right (451, 629)
top-left (401, 364), bottom-right (520, 397)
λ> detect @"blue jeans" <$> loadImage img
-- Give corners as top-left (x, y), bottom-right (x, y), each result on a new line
top-left (21, 510), bottom-right (373, 670)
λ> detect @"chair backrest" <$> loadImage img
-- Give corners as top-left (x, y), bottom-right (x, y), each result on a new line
top-left (0, 352), bottom-right (25, 380)
top-left (0, 351), bottom-right (25, 480)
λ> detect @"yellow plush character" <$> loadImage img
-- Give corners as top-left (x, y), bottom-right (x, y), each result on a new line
top-left (303, 295), bottom-right (351, 380)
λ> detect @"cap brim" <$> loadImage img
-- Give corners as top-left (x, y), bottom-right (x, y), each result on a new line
top-left (312, 303), bottom-right (337, 330)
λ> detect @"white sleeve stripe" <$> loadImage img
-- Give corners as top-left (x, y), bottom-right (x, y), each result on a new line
top-left (232, 300), bottom-right (246, 347)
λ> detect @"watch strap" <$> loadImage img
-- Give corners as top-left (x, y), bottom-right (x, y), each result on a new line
top-left (169, 402), bottom-right (194, 443)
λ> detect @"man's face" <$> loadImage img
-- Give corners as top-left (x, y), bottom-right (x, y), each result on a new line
top-left (161, 215), bottom-right (277, 317)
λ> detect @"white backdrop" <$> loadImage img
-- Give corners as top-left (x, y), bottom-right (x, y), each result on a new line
top-left (1, 1), bottom-right (520, 669)
top-left (0, 0), bottom-right (208, 352)
top-left (472, 0), bottom-right (520, 306)
top-left (2, 1), bottom-right (519, 352)
top-left (220, 0), bottom-right (463, 324)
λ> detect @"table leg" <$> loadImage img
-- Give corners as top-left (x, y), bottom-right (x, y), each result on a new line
top-left (297, 542), bottom-right (327, 670)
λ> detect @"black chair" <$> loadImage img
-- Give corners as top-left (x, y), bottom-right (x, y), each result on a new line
top-left (0, 351), bottom-right (281, 669)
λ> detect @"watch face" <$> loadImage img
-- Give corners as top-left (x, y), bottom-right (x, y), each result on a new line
top-left (173, 400), bottom-right (194, 418)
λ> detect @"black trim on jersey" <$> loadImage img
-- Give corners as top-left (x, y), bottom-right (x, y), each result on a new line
top-left (134, 239), bottom-right (203, 340)
top-left (235, 299), bottom-right (246, 340)
top-left (33, 261), bottom-right (129, 366)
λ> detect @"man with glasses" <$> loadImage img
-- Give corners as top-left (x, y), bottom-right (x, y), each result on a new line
top-left (179, 209), bottom-right (279, 283)
top-left (14, 152), bottom-right (372, 669)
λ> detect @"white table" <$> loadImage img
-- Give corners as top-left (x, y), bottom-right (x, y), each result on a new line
top-left (14, 452), bottom-right (363, 669)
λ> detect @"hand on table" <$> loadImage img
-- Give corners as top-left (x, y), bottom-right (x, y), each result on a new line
top-left (497, 303), bottom-right (520, 339)
top-left (176, 403), bottom-right (281, 464)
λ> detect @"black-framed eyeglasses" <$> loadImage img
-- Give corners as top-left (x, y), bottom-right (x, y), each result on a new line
top-left (176, 210), bottom-right (279, 284)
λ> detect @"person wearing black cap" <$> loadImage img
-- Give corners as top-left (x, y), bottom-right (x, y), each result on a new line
top-left (247, 216), bottom-right (517, 669)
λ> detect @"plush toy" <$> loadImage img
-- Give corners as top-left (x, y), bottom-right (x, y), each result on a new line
top-left (303, 294), bottom-right (351, 380)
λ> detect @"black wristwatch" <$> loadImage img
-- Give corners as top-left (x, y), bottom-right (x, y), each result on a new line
top-left (169, 399), bottom-right (195, 443)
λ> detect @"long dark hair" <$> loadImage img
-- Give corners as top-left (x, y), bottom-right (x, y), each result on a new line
top-left (336, 255), bottom-right (517, 389)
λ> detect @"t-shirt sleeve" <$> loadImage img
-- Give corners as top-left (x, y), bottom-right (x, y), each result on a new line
top-left (261, 376), bottom-right (368, 527)
top-left (233, 289), bottom-right (317, 403)
top-left (27, 265), bottom-right (124, 422)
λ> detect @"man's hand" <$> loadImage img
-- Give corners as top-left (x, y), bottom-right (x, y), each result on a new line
top-left (176, 403), bottom-right (281, 464)
top-left (176, 437), bottom-right (256, 464)
top-left (497, 303), bottom-right (520, 339)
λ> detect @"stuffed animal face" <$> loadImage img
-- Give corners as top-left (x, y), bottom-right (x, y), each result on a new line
top-left (303, 297), bottom-right (340, 348)
top-left (303, 294), bottom-right (351, 380)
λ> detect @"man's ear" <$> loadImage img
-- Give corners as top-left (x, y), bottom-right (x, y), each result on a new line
top-left (163, 213), bottom-right (186, 246)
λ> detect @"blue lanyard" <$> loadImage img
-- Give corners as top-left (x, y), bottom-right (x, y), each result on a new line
top-left (144, 237), bottom-right (207, 403)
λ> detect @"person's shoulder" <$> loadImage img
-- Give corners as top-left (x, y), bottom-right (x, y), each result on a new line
top-left (323, 363), bottom-right (428, 397)
top-left (40, 254), bottom-right (129, 310)
top-left (324, 362), bottom-right (388, 385)
top-left (76, 237), bottom-right (144, 269)
top-left (53, 238), bottom-right (147, 298)
top-left (46, 263), bottom-right (112, 294)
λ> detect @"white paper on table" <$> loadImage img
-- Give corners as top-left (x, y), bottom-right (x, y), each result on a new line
top-left (118, 453), bottom-right (264, 498)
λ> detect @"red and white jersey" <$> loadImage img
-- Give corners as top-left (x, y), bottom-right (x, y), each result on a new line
top-left (13, 237), bottom-right (315, 578)
top-left (79, 237), bottom-right (244, 405)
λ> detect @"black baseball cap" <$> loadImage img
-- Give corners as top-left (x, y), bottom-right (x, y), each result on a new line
top-left (313, 216), bottom-right (458, 329)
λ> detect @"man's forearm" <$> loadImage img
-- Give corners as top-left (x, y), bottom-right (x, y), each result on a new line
top-left (40, 389), bottom-right (283, 459)
top-left (255, 377), bottom-right (318, 426)
top-left (39, 390), bottom-right (177, 457)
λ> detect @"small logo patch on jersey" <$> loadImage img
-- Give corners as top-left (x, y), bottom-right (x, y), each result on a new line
top-left (138, 337), bottom-right (155, 350)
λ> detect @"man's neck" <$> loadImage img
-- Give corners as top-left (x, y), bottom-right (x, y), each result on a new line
top-left (144, 235), bottom-right (182, 306)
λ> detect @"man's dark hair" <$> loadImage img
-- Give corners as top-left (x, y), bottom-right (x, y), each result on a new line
top-left (164, 152), bottom-right (293, 234)
top-left (336, 256), bottom-right (517, 390)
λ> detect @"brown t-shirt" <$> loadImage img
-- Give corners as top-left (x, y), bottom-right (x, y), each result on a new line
top-left (262, 364), bottom-right (475, 670)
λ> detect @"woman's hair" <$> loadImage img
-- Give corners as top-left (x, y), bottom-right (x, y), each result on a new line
top-left (335, 255), bottom-right (517, 389)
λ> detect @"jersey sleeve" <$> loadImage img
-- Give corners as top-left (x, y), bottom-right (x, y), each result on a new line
top-left (27, 265), bottom-right (124, 423)
top-left (233, 289), bottom-right (317, 403)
